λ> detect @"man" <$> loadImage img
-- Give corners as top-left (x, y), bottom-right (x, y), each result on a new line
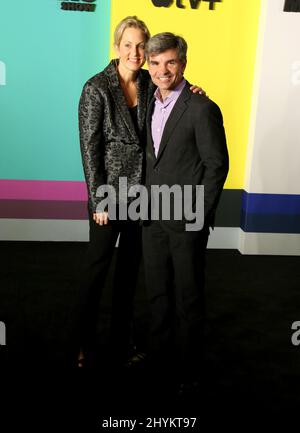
top-left (142, 33), bottom-right (229, 392)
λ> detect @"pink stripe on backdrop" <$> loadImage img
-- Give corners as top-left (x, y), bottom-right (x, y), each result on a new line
top-left (0, 179), bottom-right (88, 201)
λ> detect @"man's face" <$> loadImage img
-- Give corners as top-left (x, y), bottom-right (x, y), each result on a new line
top-left (148, 48), bottom-right (186, 98)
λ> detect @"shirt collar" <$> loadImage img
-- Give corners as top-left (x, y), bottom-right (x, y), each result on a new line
top-left (154, 78), bottom-right (186, 107)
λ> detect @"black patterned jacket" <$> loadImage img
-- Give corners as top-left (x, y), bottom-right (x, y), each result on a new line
top-left (79, 59), bottom-right (155, 212)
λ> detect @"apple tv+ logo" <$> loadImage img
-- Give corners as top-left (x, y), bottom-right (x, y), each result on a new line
top-left (284, 0), bottom-right (300, 12)
top-left (152, 0), bottom-right (172, 5)
top-left (151, 0), bottom-right (221, 10)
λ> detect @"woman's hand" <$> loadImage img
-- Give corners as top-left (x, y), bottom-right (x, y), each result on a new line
top-left (93, 212), bottom-right (109, 225)
top-left (190, 85), bottom-right (208, 97)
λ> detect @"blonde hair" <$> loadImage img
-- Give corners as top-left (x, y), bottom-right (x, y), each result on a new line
top-left (114, 16), bottom-right (150, 47)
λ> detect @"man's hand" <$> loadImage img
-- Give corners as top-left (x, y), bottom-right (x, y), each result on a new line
top-left (190, 85), bottom-right (208, 97)
top-left (93, 212), bottom-right (109, 225)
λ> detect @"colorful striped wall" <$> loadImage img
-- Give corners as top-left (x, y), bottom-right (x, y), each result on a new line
top-left (0, 0), bottom-right (299, 254)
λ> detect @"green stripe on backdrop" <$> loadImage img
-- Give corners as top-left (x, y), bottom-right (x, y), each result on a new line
top-left (0, 0), bottom-right (111, 181)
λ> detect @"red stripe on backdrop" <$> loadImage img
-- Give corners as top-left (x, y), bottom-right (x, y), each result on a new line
top-left (0, 179), bottom-right (87, 201)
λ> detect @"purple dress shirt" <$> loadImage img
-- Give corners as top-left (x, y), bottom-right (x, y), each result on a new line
top-left (151, 79), bottom-right (186, 157)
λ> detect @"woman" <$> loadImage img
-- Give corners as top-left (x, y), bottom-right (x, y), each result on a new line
top-left (78, 16), bottom-right (204, 367)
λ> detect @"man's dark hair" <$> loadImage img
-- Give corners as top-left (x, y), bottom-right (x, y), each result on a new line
top-left (145, 32), bottom-right (187, 63)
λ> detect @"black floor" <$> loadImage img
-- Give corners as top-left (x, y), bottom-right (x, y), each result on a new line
top-left (0, 241), bottom-right (300, 430)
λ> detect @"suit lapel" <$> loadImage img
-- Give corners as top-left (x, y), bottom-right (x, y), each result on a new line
top-left (155, 84), bottom-right (191, 164)
top-left (104, 60), bottom-right (138, 141)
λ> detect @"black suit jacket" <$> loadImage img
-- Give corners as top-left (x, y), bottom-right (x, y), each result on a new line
top-left (145, 81), bottom-right (229, 229)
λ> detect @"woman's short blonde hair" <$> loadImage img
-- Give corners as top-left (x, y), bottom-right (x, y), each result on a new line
top-left (114, 16), bottom-right (150, 47)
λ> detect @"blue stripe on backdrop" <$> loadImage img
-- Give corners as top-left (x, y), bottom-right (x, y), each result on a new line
top-left (241, 192), bottom-right (300, 233)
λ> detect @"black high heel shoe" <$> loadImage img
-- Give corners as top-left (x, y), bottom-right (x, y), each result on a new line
top-left (124, 350), bottom-right (147, 369)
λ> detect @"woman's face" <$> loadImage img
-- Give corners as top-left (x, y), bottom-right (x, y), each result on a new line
top-left (116, 27), bottom-right (146, 73)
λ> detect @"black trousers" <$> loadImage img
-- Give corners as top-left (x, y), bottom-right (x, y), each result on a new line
top-left (142, 221), bottom-right (209, 380)
top-left (78, 213), bottom-right (142, 358)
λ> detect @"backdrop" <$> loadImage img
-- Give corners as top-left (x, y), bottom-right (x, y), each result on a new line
top-left (0, 0), bottom-right (299, 254)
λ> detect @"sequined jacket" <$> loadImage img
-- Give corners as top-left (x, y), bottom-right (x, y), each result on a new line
top-left (79, 59), bottom-right (155, 212)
